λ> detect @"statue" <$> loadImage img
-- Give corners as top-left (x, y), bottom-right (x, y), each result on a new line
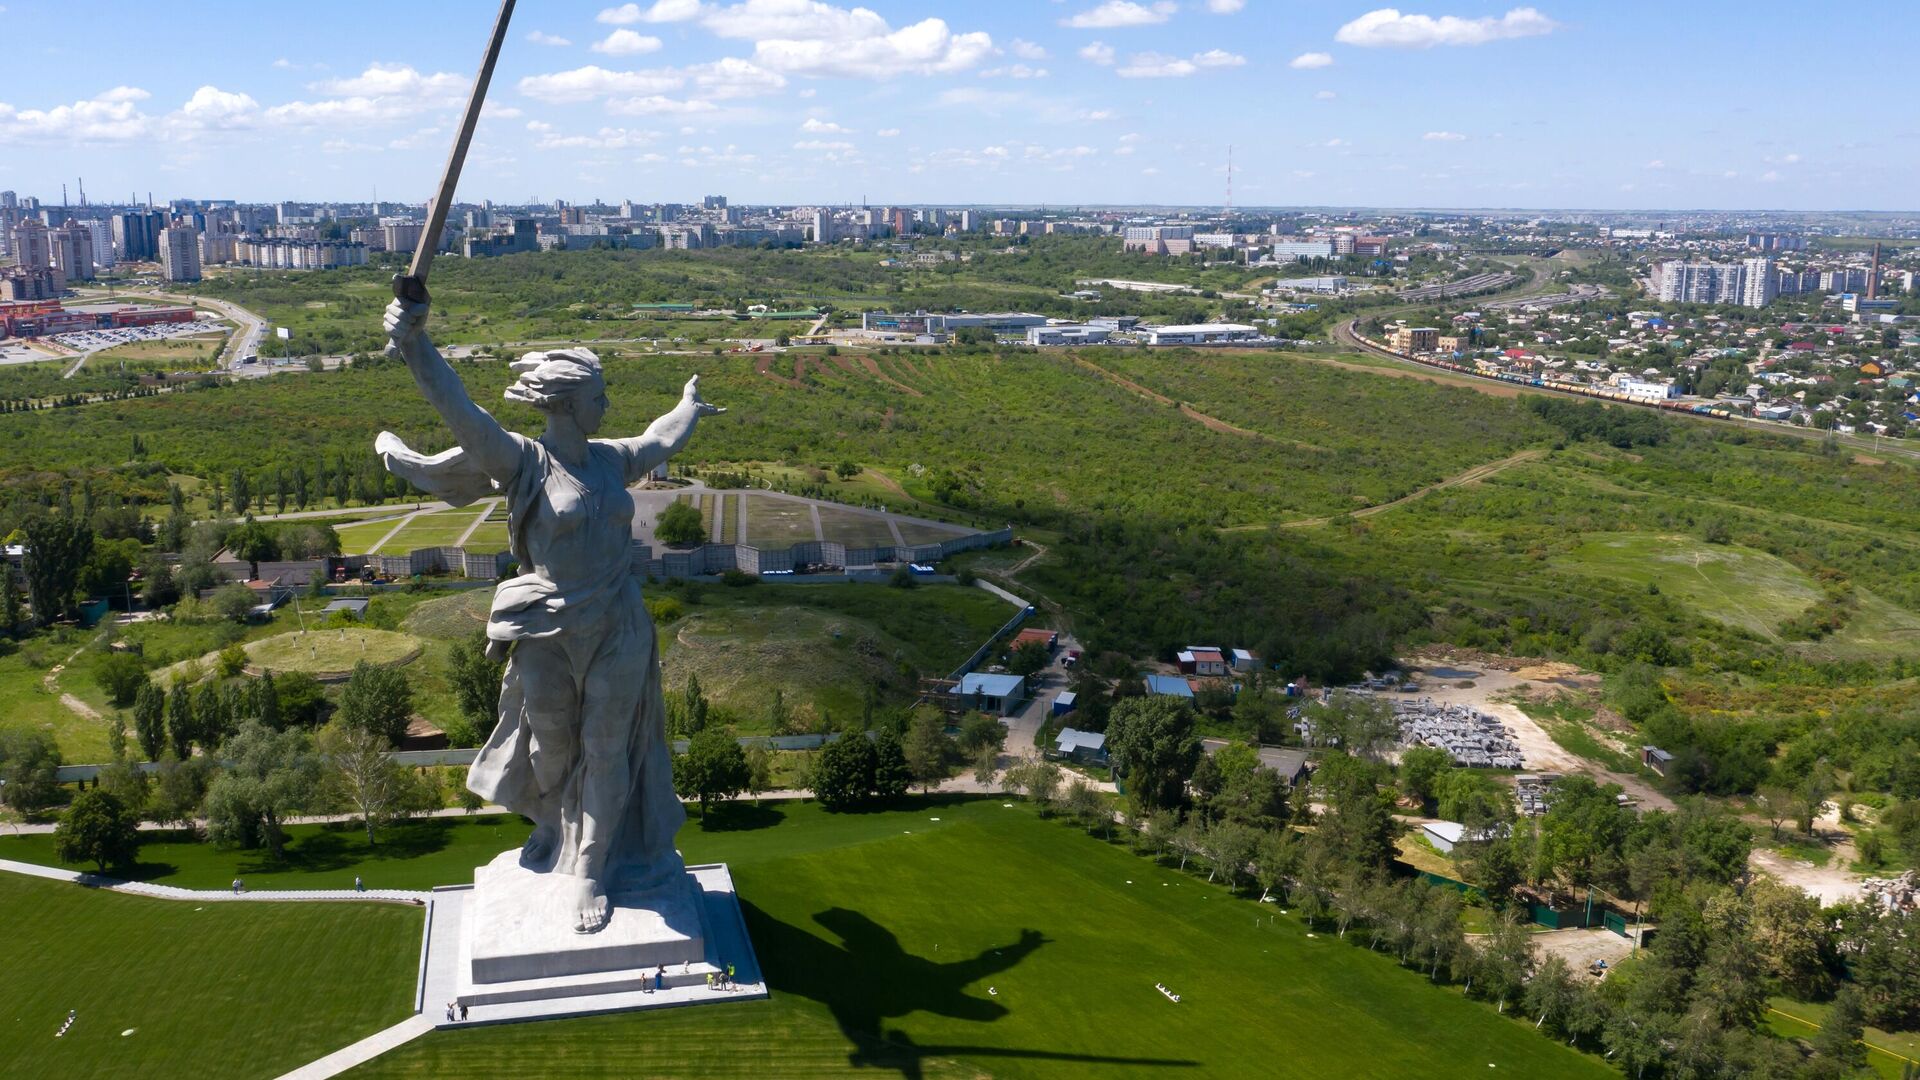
top-left (379, 293), bottom-right (723, 934)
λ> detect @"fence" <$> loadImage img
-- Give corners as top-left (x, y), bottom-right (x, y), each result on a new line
top-left (334, 528), bottom-right (1013, 584)
top-left (947, 581), bottom-right (1035, 681)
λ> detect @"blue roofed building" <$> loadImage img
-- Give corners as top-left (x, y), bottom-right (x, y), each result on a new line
top-left (953, 672), bottom-right (1028, 716)
top-left (1143, 674), bottom-right (1195, 699)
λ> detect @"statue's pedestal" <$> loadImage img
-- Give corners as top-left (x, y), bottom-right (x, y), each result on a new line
top-left (466, 850), bottom-right (706, 986)
top-left (422, 853), bottom-right (763, 1022)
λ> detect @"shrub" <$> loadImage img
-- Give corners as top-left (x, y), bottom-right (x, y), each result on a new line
top-left (94, 651), bottom-right (148, 707)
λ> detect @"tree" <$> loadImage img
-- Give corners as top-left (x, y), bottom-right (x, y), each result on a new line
top-left (1063, 779), bottom-right (1109, 837)
top-left (972, 747), bottom-right (998, 788)
top-left (212, 582), bottom-right (257, 623)
top-left (744, 746), bottom-right (774, 803)
top-left (956, 713), bottom-right (1006, 756)
top-left (1313, 754), bottom-right (1401, 874)
top-left (1253, 829), bottom-right (1299, 903)
top-left (654, 500), bottom-right (705, 545)
top-left (810, 732), bottom-right (877, 811)
top-left (0, 730), bottom-right (63, 812)
top-left (223, 519), bottom-right (279, 583)
top-left (1006, 639), bottom-right (1050, 677)
top-left (86, 651), bottom-right (142, 710)
top-left (163, 681), bottom-right (198, 760)
top-left (337, 660), bottom-right (414, 745)
top-left (1398, 746), bottom-right (1453, 806)
top-left (872, 728), bottom-right (912, 799)
top-left (446, 632), bottom-right (504, 735)
top-left (203, 722), bottom-right (319, 856)
top-left (0, 562), bottom-right (21, 635)
top-left (903, 712), bottom-right (954, 792)
top-left (1810, 986), bottom-right (1869, 1075)
top-left (674, 671), bottom-right (710, 735)
top-left (274, 671), bottom-right (329, 728)
top-left (253, 670), bottom-right (282, 731)
top-left (1003, 758), bottom-right (1061, 812)
top-left (21, 513), bottom-right (93, 625)
top-left (1474, 913), bottom-right (1535, 1010)
top-left (1105, 696), bottom-right (1199, 814)
top-left (53, 789), bottom-right (141, 872)
top-left (1535, 775), bottom-right (1630, 893)
top-left (317, 724), bottom-right (427, 844)
top-left (674, 727), bottom-right (750, 817)
top-left (1200, 820), bottom-right (1260, 890)
top-left (146, 752), bottom-right (212, 828)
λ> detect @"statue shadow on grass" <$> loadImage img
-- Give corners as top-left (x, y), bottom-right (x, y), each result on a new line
top-left (743, 901), bottom-right (1197, 1079)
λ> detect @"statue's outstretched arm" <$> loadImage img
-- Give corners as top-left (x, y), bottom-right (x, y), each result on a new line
top-left (614, 374), bottom-right (725, 483)
top-left (384, 296), bottom-right (522, 482)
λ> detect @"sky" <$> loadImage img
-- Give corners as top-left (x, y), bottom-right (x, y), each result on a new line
top-left (1, 0), bottom-right (1916, 211)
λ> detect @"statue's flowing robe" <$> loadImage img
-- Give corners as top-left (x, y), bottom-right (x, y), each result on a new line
top-left (376, 430), bottom-right (685, 892)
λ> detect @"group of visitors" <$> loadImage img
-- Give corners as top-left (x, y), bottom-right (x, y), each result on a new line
top-left (444, 1000), bottom-right (469, 1022)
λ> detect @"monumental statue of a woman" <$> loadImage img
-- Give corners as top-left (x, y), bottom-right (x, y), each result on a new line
top-left (378, 293), bottom-right (722, 935)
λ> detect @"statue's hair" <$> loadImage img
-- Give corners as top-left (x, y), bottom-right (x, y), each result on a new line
top-left (504, 348), bottom-right (603, 411)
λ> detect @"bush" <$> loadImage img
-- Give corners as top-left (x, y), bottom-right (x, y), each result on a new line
top-left (719, 568), bottom-right (757, 587)
top-left (0, 729), bottom-right (63, 812)
top-left (217, 643), bottom-right (249, 678)
top-left (212, 583), bottom-right (258, 623)
top-left (655, 500), bottom-right (706, 545)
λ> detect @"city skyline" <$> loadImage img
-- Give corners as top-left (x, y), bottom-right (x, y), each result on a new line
top-left (2, 0), bottom-right (1918, 210)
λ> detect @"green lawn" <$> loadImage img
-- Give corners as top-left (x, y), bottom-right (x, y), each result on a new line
top-left (744, 494), bottom-right (821, 546)
top-left (816, 505), bottom-right (900, 548)
top-left (0, 874), bottom-right (418, 1080)
top-left (245, 628), bottom-right (423, 675)
top-left (334, 517), bottom-right (407, 554)
top-left (1766, 998), bottom-right (1920, 1079)
top-left (316, 798), bottom-right (1609, 1080)
top-left (1557, 532), bottom-right (1821, 640)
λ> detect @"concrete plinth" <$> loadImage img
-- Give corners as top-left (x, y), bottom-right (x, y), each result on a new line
top-left (422, 858), bottom-right (765, 1026)
top-left (466, 850), bottom-right (705, 984)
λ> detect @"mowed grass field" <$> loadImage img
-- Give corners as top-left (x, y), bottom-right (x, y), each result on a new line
top-left (337, 798), bottom-right (1613, 1080)
top-left (1557, 532), bottom-right (1822, 640)
top-left (657, 582), bottom-right (1015, 727)
top-left (0, 874), bottom-right (418, 1080)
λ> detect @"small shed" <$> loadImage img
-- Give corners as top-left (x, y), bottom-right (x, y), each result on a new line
top-left (1641, 746), bottom-right (1673, 775)
top-left (1230, 648), bottom-right (1260, 672)
top-left (954, 673), bottom-right (1028, 717)
top-left (322, 597), bottom-right (371, 619)
top-left (1420, 820), bottom-right (1509, 854)
top-left (1051, 691), bottom-right (1078, 717)
top-left (1143, 675), bottom-right (1195, 699)
top-left (1053, 727), bottom-right (1108, 766)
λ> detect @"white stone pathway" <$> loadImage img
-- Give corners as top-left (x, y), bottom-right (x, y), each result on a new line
top-left (0, 858), bottom-right (428, 904)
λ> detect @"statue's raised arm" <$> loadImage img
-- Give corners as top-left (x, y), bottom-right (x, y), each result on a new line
top-left (611, 375), bottom-right (727, 484)
top-left (382, 291), bottom-right (522, 483)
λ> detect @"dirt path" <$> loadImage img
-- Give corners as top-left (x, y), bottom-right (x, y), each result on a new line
top-left (1750, 847), bottom-right (1865, 907)
top-left (1072, 355), bottom-right (1311, 446)
top-left (60, 694), bottom-right (105, 722)
top-left (857, 355), bottom-right (924, 396)
top-left (753, 353), bottom-right (804, 389)
top-left (1231, 449), bottom-right (1545, 532)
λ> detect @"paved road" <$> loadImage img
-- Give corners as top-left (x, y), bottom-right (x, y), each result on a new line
top-left (998, 628), bottom-right (1084, 761)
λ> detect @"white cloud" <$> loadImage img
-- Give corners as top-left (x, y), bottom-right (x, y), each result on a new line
top-left (0, 86), bottom-right (152, 143)
top-left (176, 86), bottom-right (262, 130)
top-left (1314, 89), bottom-right (1338, 99)
top-left (1079, 41), bottom-right (1117, 65)
top-left (1079, 108), bottom-right (1116, 120)
top-left (980, 65), bottom-right (1049, 79)
top-left (1010, 39), bottom-right (1049, 60)
top-left (750, 16), bottom-right (994, 77)
top-left (517, 65), bottom-right (684, 103)
top-left (1422, 130), bottom-right (1467, 140)
top-left (982, 145), bottom-right (1009, 158)
top-left (597, 1), bottom-right (700, 24)
top-left (535, 125), bottom-right (662, 149)
top-left (606, 95), bottom-right (721, 116)
top-left (527, 31), bottom-right (573, 46)
top-left (876, 127), bottom-right (900, 136)
top-left (1335, 6), bottom-right (1559, 48)
top-left (593, 29), bottom-right (664, 55)
top-left (1207, 0), bottom-right (1245, 10)
top-left (1062, 1), bottom-right (1177, 29)
top-left (1759, 170), bottom-right (1781, 182)
top-left (1290, 51), bottom-right (1334, 69)
top-left (315, 64), bottom-right (464, 103)
top-left (1117, 49), bottom-right (1243, 77)
top-left (1644, 159), bottom-right (1664, 169)
top-left (794, 138), bottom-right (855, 151)
top-left (801, 117), bottom-right (854, 133)
top-left (687, 57), bottom-right (788, 98)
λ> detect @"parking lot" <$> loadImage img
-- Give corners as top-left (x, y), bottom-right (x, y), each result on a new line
top-left (49, 318), bottom-right (219, 354)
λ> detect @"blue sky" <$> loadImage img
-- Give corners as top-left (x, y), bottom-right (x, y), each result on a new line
top-left (1, 0), bottom-right (1914, 210)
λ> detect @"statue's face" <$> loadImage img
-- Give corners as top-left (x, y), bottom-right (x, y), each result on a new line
top-left (570, 384), bottom-right (610, 435)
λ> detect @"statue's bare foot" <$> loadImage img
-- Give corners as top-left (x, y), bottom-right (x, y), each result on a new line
top-left (520, 825), bottom-right (557, 867)
top-left (572, 875), bottom-right (611, 934)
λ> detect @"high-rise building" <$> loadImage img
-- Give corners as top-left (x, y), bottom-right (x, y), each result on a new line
top-left (159, 226), bottom-right (202, 282)
top-left (383, 222), bottom-right (425, 254)
top-left (810, 210), bottom-right (833, 244)
top-left (83, 220), bottom-right (114, 269)
top-left (112, 210), bottom-right (162, 261)
top-left (702, 195), bottom-right (727, 210)
top-left (11, 220), bottom-right (64, 292)
top-left (1740, 257), bottom-right (1775, 308)
top-left (49, 221), bottom-right (95, 282)
top-left (1868, 243), bottom-right (1881, 300)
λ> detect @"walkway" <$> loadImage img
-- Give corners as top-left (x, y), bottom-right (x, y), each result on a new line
top-left (273, 1016), bottom-right (435, 1080)
top-left (452, 498), bottom-right (502, 548)
top-left (0, 857), bottom-right (427, 904)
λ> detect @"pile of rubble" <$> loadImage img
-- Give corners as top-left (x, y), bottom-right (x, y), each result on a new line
top-left (1863, 870), bottom-right (1919, 914)
top-left (1392, 697), bottom-right (1523, 768)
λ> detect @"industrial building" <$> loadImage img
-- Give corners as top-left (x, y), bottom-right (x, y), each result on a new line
top-left (1025, 324), bottom-right (1111, 346)
top-left (1140, 323), bottom-right (1261, 346)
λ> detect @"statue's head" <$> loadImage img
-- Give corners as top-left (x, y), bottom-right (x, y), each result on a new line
top-left (505, 348), bottom-right (608, 434)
